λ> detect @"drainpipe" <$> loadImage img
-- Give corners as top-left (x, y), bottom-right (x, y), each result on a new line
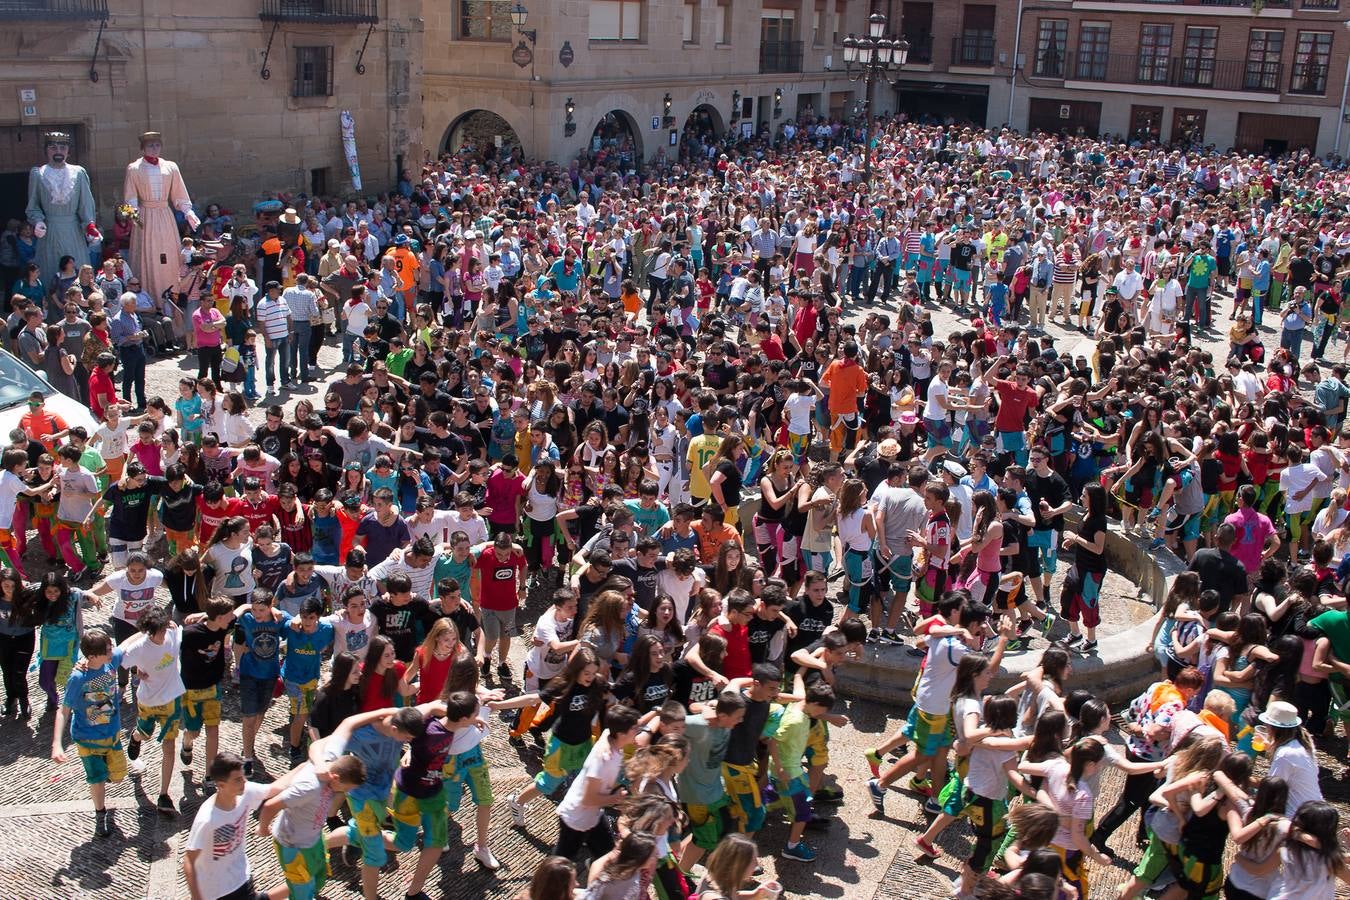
top-left (1336, 20), bottom-right (1350, 158)
top-left (1006, 0), bottom-right (1025, 127)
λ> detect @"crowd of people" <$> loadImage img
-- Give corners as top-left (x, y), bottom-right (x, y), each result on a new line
top-left (2, 111), bottom-right (1350, 900)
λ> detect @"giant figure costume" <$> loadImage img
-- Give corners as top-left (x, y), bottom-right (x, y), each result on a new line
top-left (25, 131), bottom-right (96, 285)
top-left (123, 131), bottom-right (199, 302)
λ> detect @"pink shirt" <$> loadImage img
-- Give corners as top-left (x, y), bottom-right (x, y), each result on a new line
top-left (1224, 506), bottom-right (1274, 572)
top-left (128, 439), bottom-right (162, 476)
top-left (484, 468), bottom-right (526, 525)
top-left (192, 306), bottom-right (224, 348)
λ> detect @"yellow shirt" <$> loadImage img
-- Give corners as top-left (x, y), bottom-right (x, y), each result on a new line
top-left (687, 433), bottom-right (723, 500)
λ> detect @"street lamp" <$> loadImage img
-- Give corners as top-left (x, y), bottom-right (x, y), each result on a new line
top-left (842, 12), bottom-right (909, 186)
top-left (510, 2), bottom-right (536, 45)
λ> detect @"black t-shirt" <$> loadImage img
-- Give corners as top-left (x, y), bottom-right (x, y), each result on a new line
top-left (179, 622), bottom-right (228, 690)
top-left (1074, 519), bottom-right (1108, 574)
top-left (951, 242), bottom-right (976, 271)
top-left (1188, 548), bottom-right (1248, 612)
top-left (1025, 469), bottom-right (1069, 531)
top-left (704, 361), bottom-right (737, 393)
top-left (414, 428), bottom-right (467, 463)
top-left (1289, 256), bottom-right (1315, 290)
top-left (747, 614), bottom-right (785, 665)
top-left (370, 597), bottom-right (441, 662)
top-left (308, 686), bottom-right (360, 738)
top-left (612, 666), bottom-right (672, 712)
top-left (785, 596), bottom-right (833, 656)
top-left (253, 422), bottom-right (299, 459)
top-left (160, 480), bottom-right (204, 533)
top-left (611, 558), bottom-right (664, 612)
top-left (437, 603), bottom-right (480, 654)
top-left (299, 434), bottom-right (345, 470)
top-left (106, 477), bottom-right (166, 541)
top-left (671, 659), bottom-right (718, 708)
top-left (601, 405), bottom-right (631, 439)
top-left (724, 693), bottom-right (770, 766)
top-left (715, 460), bottom-right (742, 509)
top-left (540, 681), bottom-right (600, 745)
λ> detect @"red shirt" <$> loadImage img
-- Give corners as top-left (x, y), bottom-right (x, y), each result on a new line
top-left (413, 647), bottom-right (454, 704)
top-left (237, 493), bottom-right (280, 534)
top-left (20, 410), bottom-right (67, 454)
top-left (197, 496), bottom-right (244, 542)
top-left (759, 335), bottom-right (786, 361)
top-left (709, 620), bottom-right (751, 679)
top-left (89, 368), bottom-right (117, 422)
top-left (359, 661), bottom-right (406, 712)
top-left (994, 380), bottom-right (1038, 433)
top-left (277, 503), bottom-right (313, 554)
top-left (473, 544), bottom-right (525, 611)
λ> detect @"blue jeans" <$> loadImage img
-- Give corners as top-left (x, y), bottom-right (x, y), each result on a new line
top-left (1281, 326), bottom-right (1304, 360)
top-left (265, 336), bottom-right (290, 386)
top-left (342, 331), bottom-right (358, 364)
top-left (289, 322), bottom-right (312, 381)
top-left (243, 365), bottom-right (257, 398)
top-left (847, 263), bottom-right (871, 299)
top-left (118, 344), bottom-right (147, 409)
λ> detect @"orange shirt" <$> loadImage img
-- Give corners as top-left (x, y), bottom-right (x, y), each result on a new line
top-left (20, 410), bottom-right (67, 453)
top-left (821, 358), bottom-right (868, 415)
top-left (387, 248), bottom-right (420, 292)
top-left (692, 520), bottom-right (741, 565)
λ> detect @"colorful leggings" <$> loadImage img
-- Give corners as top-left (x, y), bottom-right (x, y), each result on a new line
top-left (753, 515), bottom-right (798, 581)
top-left (843, 547), bottom-right (874, 614)
top-left (54, 520), bottom-right (95, 574)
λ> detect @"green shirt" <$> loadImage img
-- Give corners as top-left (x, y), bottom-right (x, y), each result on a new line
top-left (385, 347), bottom-right (414, 379)
top-left (1311, 610), bottom-right (1350, 666)
top-left (773, 705), bottom-right (811, 781)
top-left (433, 554), bottom-right (472, 599)
top-left (677, 714), bottom-right (731, 805)
top-left (624, 499), bottom-right (670, 538)
top-left (79, 447), bottom-right (108, 491)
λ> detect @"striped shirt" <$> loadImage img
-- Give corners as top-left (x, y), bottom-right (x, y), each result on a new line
top-left (255, 296), bottom-right (291, 341)
top-left (904, 231), bottom-right (923, 254)
top-left (282, 286), bottom-right (320, 324)
top-left (1053, 247), bottom-right (1080, 283)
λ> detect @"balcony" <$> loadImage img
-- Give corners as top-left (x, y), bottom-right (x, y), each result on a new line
top-left (759, 39), bottom-right (803, 74)
top-left (951, 34), bottom-right (995, 68)
top-left (1301, 0), bottom-right (1340, 8)
top-left (259, 0), bottom-right (379, 23)
top-left (0, 0), bottom-right (106, 18)
top-left (1070, 52), bottom-right (1281, 93)
top-left (904, 34), bottom-right (934, 65)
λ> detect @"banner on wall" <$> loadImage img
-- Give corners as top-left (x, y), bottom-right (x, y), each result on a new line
top-left (340, 110), bottom-right (362, 193)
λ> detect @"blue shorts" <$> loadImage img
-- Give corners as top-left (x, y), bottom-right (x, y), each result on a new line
top-left (925, 418), bottom-right (953, 449)
top-left (876, 553), bottom-right (914, 595)
top-left (239, 675), bottom-right (276, 718)
top-left (952, 269), bottom-right (972, 289)
top-left (1026, 528), bottom-right (1059, 576)
top-left (904, 252), bottom-right (920, 272)
top-left (999, 430), bottom-right (1026, 455)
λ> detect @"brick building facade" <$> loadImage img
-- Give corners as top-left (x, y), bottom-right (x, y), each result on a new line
top-left (883, 0), bottom-right (1350, 155)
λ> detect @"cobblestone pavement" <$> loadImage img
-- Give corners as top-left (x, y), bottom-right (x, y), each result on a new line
top-left (2, 293), bottom-right (1347, 899)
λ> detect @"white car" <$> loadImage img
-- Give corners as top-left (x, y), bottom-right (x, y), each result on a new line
top-left (0, 348), bottom-right (98, 439)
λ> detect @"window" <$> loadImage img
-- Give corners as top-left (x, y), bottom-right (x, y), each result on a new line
top-left (1179, 26), bottom-right (1217, 87)
top-left (761, 7), bottom-right (794, 45)
top-left (457, 0), bottom-right (511, 41)
top-left (292, 45), bottom-right (332, 98)
top-left (1137, 24), bottom-right (1172, 84)
top-left (1244, 29), bottom-right (1283, 91)
top-left (958, 4), bottom-right (996, 66)
top-left (1034, 19), bottom-right (1067, 77)
top-left (590, 0), bottom-right (642, 41)
top-left (833, 0), bottom-right (845, 45)
top-left (812, 0), bottom-right (824, 46)
top-left (1075, 22), bottom-right (1110, 81)
top-left (1291, 30), bottom-right (1332, 94)
top-left (716, 0), bottom-right (732, 44)
top-left (683, 0), bottom-right (698, 43)
top-left (310, 167), bottom-right (330, 197)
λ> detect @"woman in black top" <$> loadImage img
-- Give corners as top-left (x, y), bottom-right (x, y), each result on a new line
top-left (611, 634), bottom-right (673, 713)
top-left (308, 651), bottom-right (362, 741)
top-left (165, 547), bottom-right (202, 620)
top-left (706, 434), bottom-right (746, 525)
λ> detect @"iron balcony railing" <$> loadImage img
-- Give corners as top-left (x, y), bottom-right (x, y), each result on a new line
top-left (1071, 51), bottom-right (1281, 93)
top-left (259, 0), bottom-right (379, 23)
top-left (0, 0), bottom-right (107, 19)
top-left (904, 34), bottom-right (934, 65)
top-left (951, 34), bottom-right (995, 67)
top-left (759, 39), bottom-right (803, 73)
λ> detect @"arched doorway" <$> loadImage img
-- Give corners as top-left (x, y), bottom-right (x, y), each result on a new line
top-left (679, 103), bottom-right (724, 163)
top-left (442, 110), bottom-right (523, 163)
top-left (586, 110), bottom-right (643, 173)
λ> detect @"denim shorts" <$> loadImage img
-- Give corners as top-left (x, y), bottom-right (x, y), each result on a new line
top-left (239, 675), bottom-right (276, 718)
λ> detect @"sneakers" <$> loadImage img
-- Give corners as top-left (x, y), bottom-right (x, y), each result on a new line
top-left (782, 841), bottom-right (817, 862)
top-left (94, 808), bottom-right (114, 838)
top-left (480, 659), bottom-right (491, 679)
top-left (156, 794), bottom-right (176, 817)
top-left (915, 837), bottom-right (941, 858)
top-left (924, 797), bottom-right (944, 817)
top-left (880, 629), bottom-right (903, 645)
top-left (497, 662), bottom-right (511, 680)
top-left (867, 778), bottom-right (886, 812)
top-left (1081, 639), bottom-right (1099, 653)
top-left (180, 744), bottom-right (193, 767)
top-left (814, 785), bottom-right (844, 804)
top-left (864, 749), bottom-right (883, 778)
top-left (1148, 537), bottom-right (1166, 551)
top-left (908, 776), bottom-right (933, 797)
top-left (126, 736), bottom-right (142, 761)
top-left (1064, 633), bottom-right (1083, 647)
top-left (473, 844), bottom-right (501, 870)
top-left (509, 794), bottom-right (526, 827)
top-left (288, 743), bottom-right (305, 765)
top-left (867, 628), bottom-right (881, 644)
top-left (1038, 613), bottom-right (1057, 636)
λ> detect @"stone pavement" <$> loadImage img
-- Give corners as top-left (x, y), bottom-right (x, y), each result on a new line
top-left (0, 294), bottom-right (1345, 899)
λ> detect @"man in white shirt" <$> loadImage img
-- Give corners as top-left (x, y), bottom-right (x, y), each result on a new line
top-left (1112, 256), bottom-right (1144, 316)
top-left (183, 752), bottom-right (278, 900)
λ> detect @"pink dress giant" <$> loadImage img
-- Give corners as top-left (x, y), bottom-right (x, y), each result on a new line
top-left (123, 156), bottom-right (194, 303)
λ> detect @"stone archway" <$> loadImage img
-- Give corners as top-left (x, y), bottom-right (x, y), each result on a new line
top-left (586, 108), bottom-right (644, 172)
top-left (683, 103), bottom-right (725, 140)
top-left (441, 109), bottom-right (523, 159)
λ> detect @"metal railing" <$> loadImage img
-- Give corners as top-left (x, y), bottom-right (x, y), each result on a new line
top-left (759, 39), bottom-right (803, 73)
top-left (903, 34), bottom-right (934, 65)
top-left (0, 0), bottom-right (106, 19)
top-left (259, 0), bottom-right (379, 23)
top-left (1300, 0), bottom-right (1340, 10)
top-left (1070, 51), bottom-right (1279, 92)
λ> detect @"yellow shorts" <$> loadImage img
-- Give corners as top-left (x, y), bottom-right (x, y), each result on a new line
top-left (135, 697), bottom-right (182, 743)
top-left (77, 736), bottom-right (128, 785)
top-left (182, 685), bottom-right (222, 732)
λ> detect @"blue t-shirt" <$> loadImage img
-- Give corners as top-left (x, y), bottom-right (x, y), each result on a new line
top-left (275, 574), bottom-right (327, 618)
top-left (64, 648), bottom-right (124, 743)
top-left (311, 512), bottom-right (341, 566)
top-left (281, 621), bottom-right (334, 685)
top-left (341, 723), bottom-right (404, 804)
top-left (355, 513), bottom-right (411, 567)
top-left (987, 281), bottom-right (1009, 310)
top-left (238, 610), bottom-right (292, 680)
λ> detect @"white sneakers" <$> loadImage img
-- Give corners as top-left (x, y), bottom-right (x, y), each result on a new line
top-left (474, 844), bottom-right (500, 870)
top-left (508, 794), bottom-right (526, 827)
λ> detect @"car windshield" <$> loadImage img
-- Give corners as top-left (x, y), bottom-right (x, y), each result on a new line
top-left (0, 352), bottom-right (52, 411)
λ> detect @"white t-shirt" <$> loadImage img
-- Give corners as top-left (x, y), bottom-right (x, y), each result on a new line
top-left (657, 567), bottom-right (706, 625)
top-left (557, 736), bottom-right (624, 831)
top-left (186, 781), bottom-right (270, 899)
top-left (923, 378), bottom-right (949, 422)
top-left (526, 611), bottom-right (575, 682)
top-left (1271, 844), bottom-right (1336, 900)
top-left (1270, 740), bottom-right (1323, 816)
top-left (206, 541), bottom-right (255, 597)
top-left (121, 626), bottom-right (185, 707)
top-left (784, 393), bottom-right (816, 435)
top-left (448, 512), bottom-right (488, 547)
top-left (526, 478), bottom-right (559, 522)
top-left (94, 419), bottom-right (131, 460)
top-left (913, 635), bottom-right (969, 715)
top-left (270, 765), bottom-right (333, 849)
top-left (322, 610), bottom-right (377, 660)
top-left (344, 298), bottom-right (371, 336)
top-left (406, 510), bottom-right (455, 545)
top-left (0, 470), bottom-right (25, 530)
top-left (107, 568), bottom-right (166, 625)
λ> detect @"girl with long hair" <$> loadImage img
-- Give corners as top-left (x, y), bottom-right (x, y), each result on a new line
top-left (639, 595), bottom-right (684, 656)
top-left (694, 833), bottom-right (765, 900)
top-left (755, 449), bottom-right (799, 582)
top-left (709, 542), bottom-right (755, 597)
top-left (578, 590), bottom-right (631, 670)
top-left (307, 650), bottom-right (361, 741)
top-left (35, 572), bottom-right (84, 715)
top-left (357, 634), bottom-right (414, 712)
top-left (517, 856), bottom-right (575, 900)
top-left (523, 458), bottom-right (564, 570)
top-left (402, 618), bottom-right (462, 705)
top-left (1060, 482), bottom-right (1109, 651)
top-left (580, 831), bottom-right (658, 900)
top-left (612, 633), bottom-right (672, 713)
top-left (1020, 737), bottom-right (1111, 899)
top-left (957, 489), bottom-right (1004, 608)
top-left (1221, 776), bottom-right (1290, 900)
top-left (836, 477), bottom-right (876, 623)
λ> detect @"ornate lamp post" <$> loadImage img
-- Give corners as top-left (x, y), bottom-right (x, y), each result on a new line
top-left (842, 12), bottom-right (909, 186)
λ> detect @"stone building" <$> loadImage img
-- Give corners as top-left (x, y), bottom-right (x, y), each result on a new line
top-left (884, 0), bottom-right (1350, 155)
top-left (423, 0), bottom-right (873, 169)
top-left (0, 0), bottom-right (424, 226)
